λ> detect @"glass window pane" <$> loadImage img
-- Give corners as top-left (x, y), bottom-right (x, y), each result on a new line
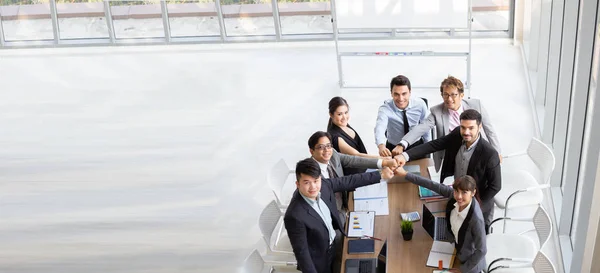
top-left (0, 0), bottom-right (53, 41)
top-left (277, 0), bottom-right (332, 35)
top-left (167, 0), bottom-right (220, 38)
top-left (472, 0), bottom-right (510, 31)
top-left (56, 0), bottom-right (110, 40)
top-left (221, 0), bottom-right (275, 37)
top-left (110, 0), bottom-right (165, 39)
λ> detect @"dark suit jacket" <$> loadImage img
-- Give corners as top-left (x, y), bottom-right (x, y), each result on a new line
top-left (284, 171), bottom-right (382, 273)
top-left (406, 128), bottom-right (501, 220)
top-left (406, 173), bottom-right (487, 273)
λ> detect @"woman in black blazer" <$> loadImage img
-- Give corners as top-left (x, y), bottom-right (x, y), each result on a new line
top-left (396, 168), bottom-right (487, 273)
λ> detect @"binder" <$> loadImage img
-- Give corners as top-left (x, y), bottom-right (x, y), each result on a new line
top-left (347, 239), bottom-right (375, 254)
top-left (426, 241), bottom-right (456, 269)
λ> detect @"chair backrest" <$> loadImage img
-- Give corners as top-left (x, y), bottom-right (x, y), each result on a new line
top-left (527, 138), bottom-right (556, 184)
top-left (242, 249), bottom-right (266, 273)
top-left (268, 159), bottom-right (292, 192)
top-left (259, 200), bottom-right (283, 249)
top-left (533, 251), bottom-right (556, 273)
top-left (533, 206), bottom-right (552, 248)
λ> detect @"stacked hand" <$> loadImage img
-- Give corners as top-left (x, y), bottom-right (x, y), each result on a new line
top-left (393, 154), bottom-right (407, 168)
top-left (378, 145), bottom-right (392, 157)
top-left (380, 167), bottom-right (394, 180)
top-left (391, 145), bottom-right (404, 156)
top-left (382, 158), bottom-right (398, 169)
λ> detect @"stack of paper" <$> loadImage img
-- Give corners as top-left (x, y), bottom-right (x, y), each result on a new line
top-left (354, 182), bottom-right (389, 215)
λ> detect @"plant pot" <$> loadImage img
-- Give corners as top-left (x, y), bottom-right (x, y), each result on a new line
top-left (401, 230), bottom-right (413, 241)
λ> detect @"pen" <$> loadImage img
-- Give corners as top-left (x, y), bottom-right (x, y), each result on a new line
top-left (362, 235), bottom-right (383, 241)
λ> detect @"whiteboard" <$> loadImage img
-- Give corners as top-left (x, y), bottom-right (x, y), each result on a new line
top-left (334, 0), bottom-right (470, 29)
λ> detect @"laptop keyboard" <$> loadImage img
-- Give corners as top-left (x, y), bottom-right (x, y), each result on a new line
top-left (359, 260), bottom-right (374, 273)
top-left (436, 217), bottom-right (449, 241)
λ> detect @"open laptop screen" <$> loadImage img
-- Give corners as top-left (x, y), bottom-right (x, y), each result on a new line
top-left (421, 204), bottom-right (436, 240)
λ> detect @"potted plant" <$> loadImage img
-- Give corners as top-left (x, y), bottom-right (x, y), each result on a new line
top-left (401, 220), bottom-right (413, 241)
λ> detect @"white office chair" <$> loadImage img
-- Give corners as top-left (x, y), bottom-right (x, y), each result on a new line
top-left (495, 138), bottom-right (555, 231)
top-left (259, 200), bottom-right (295, 257)
top-left (487, 251), bottom-right (556, 273)
top-left (486, 206), bottom-right (552, 272)
top-left (268, 159), bottom-right (295, 210)
top-left (241, 249), bottom-right (297, 273)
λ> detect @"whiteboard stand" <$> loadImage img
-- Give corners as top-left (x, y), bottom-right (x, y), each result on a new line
top-left (331, 0), bottom-right (473, 98)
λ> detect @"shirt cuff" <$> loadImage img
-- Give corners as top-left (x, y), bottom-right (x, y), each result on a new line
top-left (377, 159), bottom-right (383, 169)
top-left (400, 140), bottom-right (409, 149)
top-left (401, 152), bottom-right (410, 161)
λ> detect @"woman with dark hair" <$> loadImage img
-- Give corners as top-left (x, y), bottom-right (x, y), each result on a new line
top-left (395, 168), bottom-right (487, 273)
top-left (327, 96), bottom-right (381, 175)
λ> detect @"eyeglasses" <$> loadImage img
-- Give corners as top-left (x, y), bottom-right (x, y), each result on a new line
top-left (315, 143), bottom-right (333, 150)
top-left (442, 93), bottom-right (460, 99)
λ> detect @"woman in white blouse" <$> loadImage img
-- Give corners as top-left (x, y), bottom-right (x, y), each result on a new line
top-left (395, 168), bottom-right (487, 273)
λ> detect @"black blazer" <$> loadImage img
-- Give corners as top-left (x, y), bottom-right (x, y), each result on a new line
top-left (406, 173), bottom-right (487, 273)
top-left (283, 171), bottom-right (382, 273)
top-left (406, 128), bottom-right (501, 213)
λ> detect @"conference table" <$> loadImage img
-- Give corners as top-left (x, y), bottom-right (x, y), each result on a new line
top-left (340, 158), bottom-right (459, 272)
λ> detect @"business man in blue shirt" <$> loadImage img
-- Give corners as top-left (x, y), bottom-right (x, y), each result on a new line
top-left (375, 75), bottom-right (431, 158)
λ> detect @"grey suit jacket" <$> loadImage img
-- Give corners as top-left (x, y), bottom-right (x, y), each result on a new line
top-left (402, 98), bottom-right (501, 171)
top-left (405, 173), bottom-right (487, 273)
top-left (329, 149), bottom-right (379, 177)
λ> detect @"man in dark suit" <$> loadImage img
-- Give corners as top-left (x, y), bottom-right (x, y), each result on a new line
top-left (308, 131), bottom-right (397, 212)
top-left (395, 109), bottom-right (501, 232)
top-left (284, 158), bottom-right (393, 273)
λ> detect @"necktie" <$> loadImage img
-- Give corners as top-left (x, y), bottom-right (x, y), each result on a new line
top-left (327, 164), bottom-right (348, 211)
top-left (449, 110), bottom-right (460, 132)
top-left (402, 110), bottom-right (410, 134)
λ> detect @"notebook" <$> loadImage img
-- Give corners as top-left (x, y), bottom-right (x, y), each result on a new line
top-left (426, 241), bottom-right (456, 269)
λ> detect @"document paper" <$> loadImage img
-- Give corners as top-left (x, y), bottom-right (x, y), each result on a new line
top-left (347, 211), bottom-right (375, 237)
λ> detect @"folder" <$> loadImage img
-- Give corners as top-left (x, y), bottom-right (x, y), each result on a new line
top-left (426, 241), bottom-right (456, 269)
top-left (347, 239), bottom-right (375, 254)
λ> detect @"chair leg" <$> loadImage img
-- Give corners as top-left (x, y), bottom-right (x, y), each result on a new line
top-left (275, 221), bottom-right (284, 247)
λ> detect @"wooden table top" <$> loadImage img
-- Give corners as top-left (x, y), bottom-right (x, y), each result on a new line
top-left (340, 158), bottom-right (458, 273)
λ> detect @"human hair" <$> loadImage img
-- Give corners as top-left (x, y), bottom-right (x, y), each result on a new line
top-left (440, 76), bottom-right (464, 94)
top-left (452, 175), bottom-right (481, 203)
top-left (459, 109), bottom-right (482, 125)
top-left (390, 75), bottom-right (412, 92)
top-left (452, 175), bottom-right (477, 192)
top-left (295, 158), bottom-right (321, 180)
top-left (327, 96), bottom-right (349, 130)
top-left (308, 131), bottom-right (332, 149)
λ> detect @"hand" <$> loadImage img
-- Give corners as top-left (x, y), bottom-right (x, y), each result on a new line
top-left (499, 154), bottom-right (503, 163)
top-left (378, 144), bottom-right (392, 157)
top-left (380, 167), bottom-right (394, 180)
top-left (448, 269), bottom-right (461, 273)
top-left (391, 145), bottom-right (404, 156)
top-left (393, 154), bottom-right (407, 168)
top-left (382, 158), bottom-right (398, 169)
top-left (394, 166), bottom-right (407, 177)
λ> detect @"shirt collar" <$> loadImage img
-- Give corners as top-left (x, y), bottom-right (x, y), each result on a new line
top-left (453, 198), bottom-right (473, 217)
top-left (387, 98), bottom-right (412, 112)
top-left (448, 104), bottom-right (464, 114)
top-left (313, 157), bottom-right (329, 171)
top-left (301, 192), bottom-right (321, 205)
top-left (463, 134), bottom-right (481, 151)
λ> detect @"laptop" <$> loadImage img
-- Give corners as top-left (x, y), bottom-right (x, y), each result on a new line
top-left (422, 204), bottom-right (452, 242)
top-left (345, 240), bottom-right (387, 273)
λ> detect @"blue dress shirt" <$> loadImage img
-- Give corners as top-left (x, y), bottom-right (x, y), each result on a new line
top-left (374, 98), bottom-right (431, 146)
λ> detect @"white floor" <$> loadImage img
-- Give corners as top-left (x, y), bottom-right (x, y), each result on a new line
top-left (0, 39), bottom-right (560, 273)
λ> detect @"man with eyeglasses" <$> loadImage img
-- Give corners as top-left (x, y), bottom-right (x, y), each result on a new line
top-left (308, 131), bottom-right (397, 213)
top-left (397, 76), bottom-right (502, 172)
